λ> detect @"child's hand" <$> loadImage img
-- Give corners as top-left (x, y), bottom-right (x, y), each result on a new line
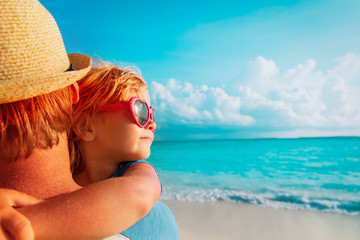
top-left (0, 189), bottom-right (40, 240)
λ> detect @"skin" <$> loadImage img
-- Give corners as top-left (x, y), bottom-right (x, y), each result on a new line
top-left (0, 87), bottom-right (161, 240)
top-left (18, 164), bottom-right (160, 240)
top-left (0, 189), bottom-right (39, 240)
top-left (74, 90), bottom-right (157, 185)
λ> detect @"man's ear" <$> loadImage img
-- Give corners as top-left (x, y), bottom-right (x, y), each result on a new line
top-left (73, 119), bottom-right (96, 142)
top-left (71, 82), bottom-right (80, 104)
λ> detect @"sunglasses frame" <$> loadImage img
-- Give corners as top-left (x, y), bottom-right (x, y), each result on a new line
top-left (97, 97), bottom-right (155, 131)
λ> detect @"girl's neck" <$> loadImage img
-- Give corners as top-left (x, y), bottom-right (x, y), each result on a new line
top-left (73, 140), bottom-right (123, 185)
top-left (73, 159), bottom-right (120, 186)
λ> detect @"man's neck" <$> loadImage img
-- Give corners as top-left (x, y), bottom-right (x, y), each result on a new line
top-left (0, 134), bottom-right (80, 199)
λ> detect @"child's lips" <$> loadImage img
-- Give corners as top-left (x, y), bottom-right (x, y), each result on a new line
top-left (140, 136), bottom-right (153, 142)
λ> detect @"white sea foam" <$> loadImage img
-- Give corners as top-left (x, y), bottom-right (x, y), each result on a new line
top-left (160, 186), bottom-right (360, 216)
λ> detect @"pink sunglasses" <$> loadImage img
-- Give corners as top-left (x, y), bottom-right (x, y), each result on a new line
top-left (97, 97), bottom-right (156, 131)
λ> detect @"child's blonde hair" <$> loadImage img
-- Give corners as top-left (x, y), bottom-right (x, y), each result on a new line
top-left (70, 61), bottom-right (148, 174)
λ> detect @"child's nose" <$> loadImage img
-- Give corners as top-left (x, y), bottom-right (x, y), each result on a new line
top-left (145, 118), bottom-right (156, 133)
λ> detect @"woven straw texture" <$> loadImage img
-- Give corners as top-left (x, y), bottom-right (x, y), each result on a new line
top-left (0, 0), bottom-right (91, 103)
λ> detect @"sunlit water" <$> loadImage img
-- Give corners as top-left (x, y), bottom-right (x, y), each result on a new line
top-left (148, 137), bottom-right (360, 215)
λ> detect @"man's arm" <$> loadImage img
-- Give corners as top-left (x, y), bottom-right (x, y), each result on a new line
top-left (19, 163), bottom-right (161, 240)
top-left (0, 189), bottom-right (40, 240)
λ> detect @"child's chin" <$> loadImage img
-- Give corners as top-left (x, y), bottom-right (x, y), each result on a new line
top-left (132, 152), bottom-right (150, 161)
top-left (140, 152), bottom-right (151, 160)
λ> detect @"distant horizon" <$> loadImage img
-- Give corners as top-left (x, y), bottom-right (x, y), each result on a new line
top-left (153, 135), bottom-right (360, 143)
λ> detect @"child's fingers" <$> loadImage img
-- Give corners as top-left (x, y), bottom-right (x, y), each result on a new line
top-left (0, 189), bottom-right (38, 239)
top-left (1, 208), bottom-right (34, 240)
top-left (0, 189), bottom-right (40, 208)
top-left (0, 230), bottom-right (11, 240)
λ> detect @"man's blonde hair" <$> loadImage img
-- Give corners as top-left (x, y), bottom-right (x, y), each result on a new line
top-left (70, 62), bottom-right (148, 174)
top-left (0, 86), bottom-right (73, 161)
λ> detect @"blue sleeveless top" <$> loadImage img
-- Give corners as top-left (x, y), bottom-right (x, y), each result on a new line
top-left (109, 160), bottom-right (179, 240)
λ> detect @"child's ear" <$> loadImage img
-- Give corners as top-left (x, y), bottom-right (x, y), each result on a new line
top-left (73, 119), bottom-right (96, 142)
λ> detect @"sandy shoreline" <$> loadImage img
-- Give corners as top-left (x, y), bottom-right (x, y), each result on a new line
top-left (163, 200), bottom-right (360, 240)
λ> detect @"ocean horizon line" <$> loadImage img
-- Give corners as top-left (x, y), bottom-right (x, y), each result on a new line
top-left (153, 135), bottom-right (360, 143)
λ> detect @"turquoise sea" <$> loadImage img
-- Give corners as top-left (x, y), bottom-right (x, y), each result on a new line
top-left (148, 137), bottom-right (360, 215)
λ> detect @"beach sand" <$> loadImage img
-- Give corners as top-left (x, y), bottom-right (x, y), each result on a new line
top-left (163, 200), bottom-right (360, 240)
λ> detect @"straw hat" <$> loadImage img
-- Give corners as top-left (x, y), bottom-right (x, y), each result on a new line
top-left (0, 0), bottom-right (91, 104)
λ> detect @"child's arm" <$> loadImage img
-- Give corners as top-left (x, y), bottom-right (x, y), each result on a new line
top-left (0, 188), bottom-right (40, 240)
top-left (18, 163), bottom-right (161, 240)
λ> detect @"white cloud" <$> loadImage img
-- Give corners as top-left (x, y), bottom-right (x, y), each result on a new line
top-left (150, 53), bottom-right (360, 134)
top-left (247, 56), bottom-right (279, 79)
top-left (326, 53), bottom-right (360, 113)
top-left (151, 79), bottom-right (254, 126)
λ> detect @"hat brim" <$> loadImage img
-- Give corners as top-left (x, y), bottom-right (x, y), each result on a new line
top-left (0, 53), bottom-right (91, 104)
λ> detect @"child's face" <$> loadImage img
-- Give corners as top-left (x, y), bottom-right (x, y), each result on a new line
top-left (92, 90), bottom-right (156, 163)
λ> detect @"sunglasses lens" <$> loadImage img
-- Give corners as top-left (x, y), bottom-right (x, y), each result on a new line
top-left (134, 100), bottom-right (148, 126)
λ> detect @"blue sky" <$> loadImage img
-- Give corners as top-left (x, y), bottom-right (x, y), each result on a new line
top-left (42, 0), bottom-right (360, 140)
